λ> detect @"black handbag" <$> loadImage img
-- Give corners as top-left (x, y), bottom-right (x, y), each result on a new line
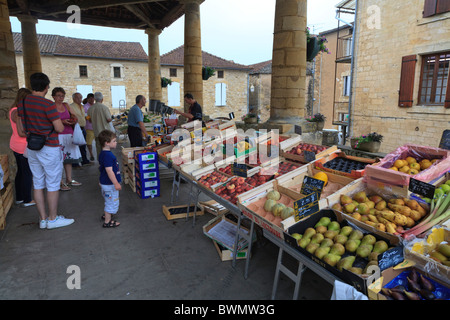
top-left (22, 99), bottom-right (49, 151)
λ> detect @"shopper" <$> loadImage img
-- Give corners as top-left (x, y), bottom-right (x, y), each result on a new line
top-left (83, 93), bottom-right (95, 161)
top-left (98, 130), bottom-right (121, 228)
top-left (70, 92), bottom-right (92, 166)
top-left (9, 88), bottom-right (35, 207)
top-left (51, 87), bottom-right (82, 191)
top-left (127, 95), bottom-right (149, 147)
top-left (87, 92), bottom-right (112, 159)
top-left (17, 72), bottom-right (75, 229)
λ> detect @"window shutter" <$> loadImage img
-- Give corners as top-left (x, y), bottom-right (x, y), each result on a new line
top-left (437, 0), bottom-right (450, 14)
top-left (445, 70), bottom-right (450, 108)
top-left (399, 55), bottom-right (417, 108)
top-left (423, 0), bottom-right (437, 17)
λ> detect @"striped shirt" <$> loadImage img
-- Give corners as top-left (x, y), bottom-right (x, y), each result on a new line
top-left (18, 94), bottom-right (60, 148)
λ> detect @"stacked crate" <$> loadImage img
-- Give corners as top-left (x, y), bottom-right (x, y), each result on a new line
top-left (0, 155), bottom-right (13, 230)
top-left (121, 147), bottom-right (146, 193)
top-left (134, 152), bottom-right (160, 199)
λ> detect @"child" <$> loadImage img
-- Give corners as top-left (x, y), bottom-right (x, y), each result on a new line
top-left (98, 130), bottom-right (122, 228)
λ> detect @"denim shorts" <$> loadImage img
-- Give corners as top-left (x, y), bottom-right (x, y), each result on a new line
top-left (101, 184), bottom-right (119, 214)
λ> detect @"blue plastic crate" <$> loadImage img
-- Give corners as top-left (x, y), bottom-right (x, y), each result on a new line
top-left (135, 168), bottom-right (159, 181)
top-left (136, 160), bottom-right (159, 172)
top-left (135, 152), bottom-right (158, 163)
top-left (136, 178), bottom-right (160, 190)
top-left (136, 184), bottom-right (160, 199)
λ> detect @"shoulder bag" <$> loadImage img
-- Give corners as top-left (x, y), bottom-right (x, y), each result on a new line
top-left (22, 99), bottom-right (51, 151)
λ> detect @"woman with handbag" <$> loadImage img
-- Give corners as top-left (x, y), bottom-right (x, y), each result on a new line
top-left (9, 88), bottom-right (36, 207)
top-left (51, 87), bottom-right (82, 191)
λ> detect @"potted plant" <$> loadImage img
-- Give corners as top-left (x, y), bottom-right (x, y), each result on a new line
top-left (350, 132), bottom-right (383, 153)
top-left (202, 66), bottom-right (215, 80)
top-left (306, 27), bottom-right (330, 62)
top-left (305, 113), bottom-right (326, 130)
top-left (242, 113), bottom-right (258, 124)
top-left (161, 77), bottom-right (172, 88)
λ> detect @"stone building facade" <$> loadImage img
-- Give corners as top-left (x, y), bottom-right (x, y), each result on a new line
top-left (350, 0), bottom-right (450, 152)
top-left (13, 34), bottom-right (251, 120)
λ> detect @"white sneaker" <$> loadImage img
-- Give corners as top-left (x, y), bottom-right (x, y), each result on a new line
top-left (46, 216), bottom-right (74, 229)
top-left (40, 215), bottom-right (66, 229)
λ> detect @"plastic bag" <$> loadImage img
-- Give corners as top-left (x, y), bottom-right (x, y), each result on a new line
top-left (72, 123), bottom-right (86, 146)
top-left (330, 280), bottom-right (368, 300)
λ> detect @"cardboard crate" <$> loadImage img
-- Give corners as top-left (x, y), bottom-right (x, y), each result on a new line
top-left (162, 204), bottom-right (204, 220)
top-left (199, 200), bottom-right (229, 216)
top-left (212, 240), bottom-right (249, 261)
top-left (314, 151), bottom-right (376, 179)
top-left (276, 163), bottom-right (355, 209)
top-left (285, 209), bottom-right (403, 295)
top-left (364, 144), bottom-right (450, 188)
top-left (281, 139), bottom-right (338, 164)
top-left (237, 180), bottom-right (298, 240)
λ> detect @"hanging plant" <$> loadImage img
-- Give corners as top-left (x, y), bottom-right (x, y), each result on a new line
top-left (202, 66), bottom-right (215, 80)
top-left (306, 27), bottom-right (330, 61)
top-left (161, 77), bottom-right (172, 88)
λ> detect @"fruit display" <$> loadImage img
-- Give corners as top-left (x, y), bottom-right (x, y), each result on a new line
top-left (290, 216), bottom-right (390, 276)
top-left (197, 171), bottom-right (229, 189)
top-left (214, 177), bottom-right (253, 204)
top-left (322, 157), bottom-right (369, 174)
top-left (408, 227), bottom-right (450, 268)
top-left (285, 143), bottom-right (329, 156)
top-left (332, 190), bottom-right (431, 236)
top-left (420, 178), bottom-right (450, 205)
top-left (388, 156), bottom-right (441, 175)
top-left (260, 161), bottom-right (301, 176)
top-left (381, 269), bottom-right (448, 300)
top-left (245, 171), bottom-right (273, 187)
top-left (244, 190), bottom-right (296, 227)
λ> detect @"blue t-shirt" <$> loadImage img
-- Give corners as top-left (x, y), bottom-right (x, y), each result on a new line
top-left (127, 104), bottom-right (143, 128)
top-left (99, 150), bottom-right (121, 185)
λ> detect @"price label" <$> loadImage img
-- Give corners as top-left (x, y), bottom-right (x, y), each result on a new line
top-left (408, 178), bottom-right (435, 199)
top-left (303, 150), bottom-right (316, 163)
top-left (294, 192), bottom-right (320, 221)
top-left (301, 176), bottom-right (325, 198)
top-left (232, 162), bottom-right (248, 178)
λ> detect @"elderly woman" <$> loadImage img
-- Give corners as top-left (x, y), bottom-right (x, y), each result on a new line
top-left (51, 87), bottom-right (82, 191)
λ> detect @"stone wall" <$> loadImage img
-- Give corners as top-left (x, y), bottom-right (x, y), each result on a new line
top-left (352, 0), bottom-right (450, 152)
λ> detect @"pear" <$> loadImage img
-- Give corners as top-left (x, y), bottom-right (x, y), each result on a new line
top-left (345, 239), bottom-right (360, 253)
top-left (353, 191), bottom-right (367, 203)
top-left (314, 246), bottom-right (331, 259)
top-left (315, 225), bottom-right (327, 234)
top-left (369, 251), bottom-right (380, 262)
top-left (323, 253), bottom-right (341, 267)
top-left (314, 216), bottom-right (331, 228)
top-left (310, 233), bottom-right (325, 244)
top-left (369, 195), bottom-right (383, 204)
top-left (375, 200), bottom-right (387, 210)
top-left (349, 229), bottom-right (364, 240)
top-left (373, 240), bottom-right (389, 254)
top-left (320, 238), bottom-right (334, 248)
top-left (337, 255), bottom-right (356, 271)
top-left (363, 260), bottom-right (379, 274)
top-left (298, 237), bottom-right (311, 249)
top-left (324, 230), bottom-right (338, 240)
top-left (365, 200), bottom-right (375, 209)
top-left (306, 242), bottom-right (320, 254)
top-left (340, 194), bottom-right (353, 205)
top-left (361, 234), bottom-right (377, 246)
top-left (327, 221), bottom-right (341, 232)
top-left (356, 244), bottom-right (373, 258)
top-left (330, 243), bottom-right (345, 256)
top-left (344, 203), bottom-right (356, 213)
top-left (303, 227), bottom-right (316, 240)
top-left (356, 203), bottom-right (370, 215)
top-left (333, 234), bottom-right (348, 245)
top-left (331, 203), bottom-right (342, 211)
top-left (291, 233), bottom-right (302, 241)
top-left (349, 267), bottom-right (363, 275)
top-left (339, 226), bottom-right (353, 237)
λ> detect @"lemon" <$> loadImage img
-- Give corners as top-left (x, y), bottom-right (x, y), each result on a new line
top-left (313, 172), bottom-right (328, 186)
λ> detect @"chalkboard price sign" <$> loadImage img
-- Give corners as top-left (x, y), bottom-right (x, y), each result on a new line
top-left (408, 178), bottom-right (435, 199)
top-left (439, 129), bottom-right (450, 150)
top-left (303, 150), bottom-right (316, 163)
top-left (378, 246), bottom-right (404, 271)
top-left (301, 176), bottom-right (325, 198)
top-left (232, 162), bottom-right (248, 178)
top-left (294, 192), bottom-right (320, 221)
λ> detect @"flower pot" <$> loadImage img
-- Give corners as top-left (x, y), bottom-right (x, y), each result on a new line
top-left (244, 117), bottom-right (257, 124)
top-left (316, 121), bottom-right (324, 131)
top-left (307, 37), bottom-right (321, 62)
top-left (351, 140), bottom-right (381, 153)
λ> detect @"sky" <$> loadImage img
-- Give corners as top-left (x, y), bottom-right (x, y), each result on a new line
top-left (9, 0), bottom-right (349, 66)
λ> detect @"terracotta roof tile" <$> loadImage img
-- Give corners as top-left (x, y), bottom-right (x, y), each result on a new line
top-left (161, 45), bottom-right (251, 70)
top-left (248, 60), bottom-right (272, 74)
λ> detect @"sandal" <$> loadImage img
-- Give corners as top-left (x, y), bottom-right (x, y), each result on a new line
top-left (69, 180), bottom-right (82, 186)
top-left (103, 220), bottom-right (120, 228)
top-left (60, 183), bottom-right (71, 191)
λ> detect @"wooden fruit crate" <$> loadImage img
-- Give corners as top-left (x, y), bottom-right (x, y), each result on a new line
top-left (0, 181), bottom-right (13, 230)
top-left (0, 154), bottom-right (9, 185)
top-left (162, 204), bottom-right (204, 221)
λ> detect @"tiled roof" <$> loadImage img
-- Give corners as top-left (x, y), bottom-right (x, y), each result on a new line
top-left (13, 32), bottom-right (148, 61)
top-left (161, 45), bottom-right (251, 70)
top-left (248, 60), bottom-right (272, 74)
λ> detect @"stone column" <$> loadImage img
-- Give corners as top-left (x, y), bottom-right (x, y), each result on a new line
top-left (146, 28), bottom-right (163, 102)
top-left (18, 15), bottom-right (42, 89)
top-left (267, 0), bottom-right (307, 132)
top-left (0, 0), bottom-right (18, 158)
top-left (181, 0), bottom-right (203, 112)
